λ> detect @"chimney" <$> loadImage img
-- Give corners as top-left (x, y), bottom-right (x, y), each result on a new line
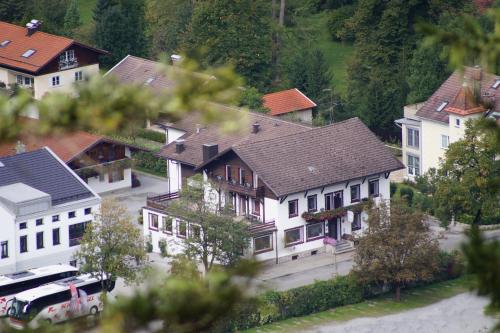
top-left (196, 124), bottom-right (202, 133)
top-left (26, 19), bottom-right (41, 36)
top-left (471, 65), bottom-right (482, 82)
top-left (252, 122), bottom-right (260, 134)
top-left (15, 141), bottom-right (26, 154)
top-left (202, 143), bottom-right (218, 162)
top-left (175, 139), bottom-right (185, 154)
top-left (171, 54), bottom-right (182, 66)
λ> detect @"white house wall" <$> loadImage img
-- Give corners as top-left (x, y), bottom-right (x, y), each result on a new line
top-left (85, 168), bottom-right (132, 194)
top-left (0, 205), bottom-right (16, 274)
top-left (420, 119), bottom-right (449, 173)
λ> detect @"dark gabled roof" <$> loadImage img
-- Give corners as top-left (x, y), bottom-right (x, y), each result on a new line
top-left (416, 67), bottom-right (500, 123)
top-left (199, 118), bottom-right (404, 197)
top-left (0, 21), bottom-right (106, 74)
top-left (0, 148), bottom-right (95, 205)
top-left (158, 106), bottom-right (311, 167)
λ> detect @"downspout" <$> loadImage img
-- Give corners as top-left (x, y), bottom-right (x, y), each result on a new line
top-left (275, 230), bottom-right (279, 264)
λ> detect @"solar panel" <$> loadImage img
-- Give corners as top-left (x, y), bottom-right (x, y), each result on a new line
top-left (21, 49), bottom-right (36, 58)
top-left (5, 271), bottom-right (35, 280)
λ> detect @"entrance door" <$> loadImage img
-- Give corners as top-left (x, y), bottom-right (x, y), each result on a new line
top-left (328, 218), bottom-right (338, 239)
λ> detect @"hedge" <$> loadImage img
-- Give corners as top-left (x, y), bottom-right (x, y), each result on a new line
top-left (136, 128), bottom-right (166, 143)
top-left (132, 151), bottom-right (167, 175)
top-left (212, 251), bottom-right (464, 332)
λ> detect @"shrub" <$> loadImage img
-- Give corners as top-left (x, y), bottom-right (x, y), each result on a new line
top-left (400, 187), bottom-right (414, 205)
top-left (136, 128), bottom-right (166, 143)
top-left (390, 182), bottom-right (398, 197)
top-left (132, 151), bottom-right (167, 175)
top-left (436, 250), bottom-right (465, 281)
top-left (145, 234), bottom-right (153, 253)
top-left (158, 239), bottom-right (168, 258)
top-left (137, 209), bottom-right (143, 225)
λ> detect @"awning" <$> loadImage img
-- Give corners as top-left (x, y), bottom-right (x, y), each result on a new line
top-left (394, 118), bottom-right (421, 127)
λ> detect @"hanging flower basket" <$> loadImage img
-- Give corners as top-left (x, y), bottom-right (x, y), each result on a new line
top-left (301, 200), bottom-right (371, 223)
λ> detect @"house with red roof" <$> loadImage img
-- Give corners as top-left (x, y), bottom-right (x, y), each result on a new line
top-left (263, 88), bottom-right (317, 124)
top-left (0, 20), bottom-right (106, 102)
top-left (396, 66), bottom-right (500, 180)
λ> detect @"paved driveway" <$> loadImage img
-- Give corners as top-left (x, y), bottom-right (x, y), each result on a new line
top-left (303, 293), bottom-right (495, 333)
top-left (101, 171), bottom-right (169, 222)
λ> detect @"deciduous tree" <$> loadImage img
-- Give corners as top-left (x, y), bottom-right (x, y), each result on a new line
top-left (63, 0), bottom-right (81, 38)
top-left (354, 199), bottom-right (440, 301)
top-left (75, 198), bottom-right (147, 293)
top-left (167, 175), bottom-right (251, 272)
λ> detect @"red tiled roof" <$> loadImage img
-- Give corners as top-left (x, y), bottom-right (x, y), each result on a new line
top-left (0, 21), bottom-right (105, 73)
top-left (0, 122), bottom-right (103, 163)
top-left (263, 88), bottom-right (317, 116)
top-left (444, 82), bottom-right (485, 116)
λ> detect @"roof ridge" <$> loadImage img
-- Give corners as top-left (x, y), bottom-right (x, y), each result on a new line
top-left (0, 21), bottom-right (74, 43)
top-left (234, 117), bottom-right (361, 148)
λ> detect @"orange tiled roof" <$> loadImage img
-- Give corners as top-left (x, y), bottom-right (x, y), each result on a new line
top-left (0, 125), bottom-right (103, 163)
top-left (0, 21), bottom-right (105, 73)
top-left (263, 88), bottom-right (317, 116)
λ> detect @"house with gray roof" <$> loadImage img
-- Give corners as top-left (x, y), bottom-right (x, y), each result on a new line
top-left (144, 117), bottom-right (403, 263)
top-left (396, 66), bottom-right (500, 180)
top-left (0, 148), bottom-right (100, 274)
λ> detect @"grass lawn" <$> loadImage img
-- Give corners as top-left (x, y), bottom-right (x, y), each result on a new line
top-left (78, 0), bottom-right (97, 26)
top-left (294, 11), bottom-right (354, 97)
top-left (243, 276), bottom-right (473, 333)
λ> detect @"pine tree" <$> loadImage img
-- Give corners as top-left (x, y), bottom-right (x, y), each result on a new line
top-left (0, 0), bottom-right (26, 22)
top-left (63, 0), bottom-right (81, 38)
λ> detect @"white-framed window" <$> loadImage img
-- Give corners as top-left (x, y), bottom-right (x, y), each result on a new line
top-left (455, 118), bottom-right (460, 128)
top-left (407, 128), bottom-right (419, 148)
top-left (60, 49), bottom-right (75, 62)
top-left (306, 222), bottom-right (324, 241)
top-left (441, 135), bottom-right (449, 149)
top-left (288, 199), bottom-right (298, 217)
top-left (351, 212), bottom-right (362, 231)
top-left (75, 71), bottom-right (83, 81)
top-left (225, 165), bottom-right (232, 181)
top-left (307, 195), bottom-right (317, 212)
top-left (148, 213), bottom-right (159, 231)
top-left (350, 184), bottom-right (360, 203)
top-left (284, 227), bottom-right (303, 246)
top-left (254, 234), bottom-right (273, 254)
top-left (407, 154), bottom-right (420, 176)
top-left (51, 76), bottom-right (60, 86)
top-left (162, 216), bottom-right (173, 234)
top-left (16, 75), bottom-right (33, 87)
top-left (368, 179), bottom-right (379, 197)
top-left (177, 220), bottom-right (187, 238)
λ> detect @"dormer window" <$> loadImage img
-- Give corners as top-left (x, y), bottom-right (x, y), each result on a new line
top-left (21, 49), bottom-right (36, 58)
top-left (0, 40), bottom-right (10, 47)
top-left (436, 101), bottom-right (448, 112)
top-left (492, 79), bottom-right (500, 90)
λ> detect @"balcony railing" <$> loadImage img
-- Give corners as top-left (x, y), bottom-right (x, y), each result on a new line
top-left (59, 58), bottom-right (78, 70)
top-left (146, 192), bottom-right (180, 210)
top-left (214, 178), bottom-right (265, 197)
top-left (248, 220), bottom-right (276, 235)
top-left (74, 158), bottom-right (132, 179)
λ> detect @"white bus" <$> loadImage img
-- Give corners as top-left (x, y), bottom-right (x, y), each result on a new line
top-left (0, 265), bottom-right (78, 317)
top-left (8, 274), bottom-right (115, 329)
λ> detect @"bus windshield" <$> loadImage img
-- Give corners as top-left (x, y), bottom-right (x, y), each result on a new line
top-left (9, 298), bottom-right (29, 321)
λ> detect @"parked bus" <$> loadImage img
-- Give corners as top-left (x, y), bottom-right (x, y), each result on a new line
top-left (8, 274), bottom-right (115, 329)
top-left (0, 265), bottom-right (78, 317)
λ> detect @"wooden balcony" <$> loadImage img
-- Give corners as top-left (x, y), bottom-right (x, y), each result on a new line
top-left (146, 192), bottom-right (180, 211)
top-left (214, 178), bottom-right (265, 197)
top-left (248, 220), bottom-right (277, 235)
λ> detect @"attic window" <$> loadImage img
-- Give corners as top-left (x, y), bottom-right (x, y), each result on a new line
top-left (436, 101), bottom-right (448, 112)
top-left (492, 79), bottom-right (500, 89)
top-left (21, 49), bottom-right (36, 58)
top-left (0, 40), bottom-right (10, 47)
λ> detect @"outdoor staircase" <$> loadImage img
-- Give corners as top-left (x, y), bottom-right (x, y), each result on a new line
top-left (335, 240), bottom-right (354, 254)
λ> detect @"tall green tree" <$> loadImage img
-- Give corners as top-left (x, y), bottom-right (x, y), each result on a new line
top-left (145, 0), bottom-right (193, 57)
top-left (168, 175), bottom-right (251, 272)
top-left (182, 0), bottom-right (272, 90)
top-left (344, 0), bottom-right (469, 139)
top-left (432, 120), bottom-right (499, 225)
top-left (354, 199), bottom-right (440, 301)
top-left (94, 0), bottom-right (148, 68)
top-left (63, 0), bottom-right (81, 38)
top-left (0, 0), bottom-right (26, 22)
top-left (75, 198), bottom-right (147, 293)
top-left (27, 0), bottom-right (68, 34)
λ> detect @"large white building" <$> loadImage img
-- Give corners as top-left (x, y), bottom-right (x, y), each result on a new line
top-left (396, 67), bottom-right (500, 180)
top-left (0, 148), bottom-right (100, 274)
top-left (0, 20), bottom-right (106, 103)
top-left (143, 117), bottom-right (402, 263)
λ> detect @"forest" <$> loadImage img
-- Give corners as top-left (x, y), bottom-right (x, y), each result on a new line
top-left (0, 0), bottom-right (498, 140)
